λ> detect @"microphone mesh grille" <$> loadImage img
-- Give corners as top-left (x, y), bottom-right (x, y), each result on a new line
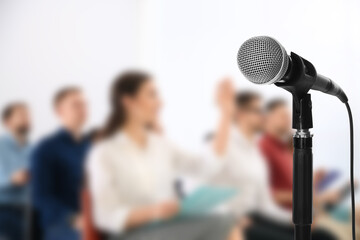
top-left (237, 36), bottom-right (289, 84)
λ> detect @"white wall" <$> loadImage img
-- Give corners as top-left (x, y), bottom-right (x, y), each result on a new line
top-left (0, 0), bottom-right (139, 138)
top-left (1, 0), bottom-right (359, 178)
top-left (140, 0), bottom-right (360, 177)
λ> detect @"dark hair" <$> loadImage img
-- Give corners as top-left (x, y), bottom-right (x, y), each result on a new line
top-left (2, 102), bottom-right (27, 122)
top-left (86, 127), bottom-right (102, 143)
top-left (235, 91), bottom-right (261, 110)
top-left (103, 71), bottom-right (151, 137)
top-left (53, 87), bottom-right (81, 107)
top-left (265, 98), bottom-right (287, 113)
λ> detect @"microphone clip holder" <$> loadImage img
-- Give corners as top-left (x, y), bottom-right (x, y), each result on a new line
top-left (275, 52), bottom-right (316, 129)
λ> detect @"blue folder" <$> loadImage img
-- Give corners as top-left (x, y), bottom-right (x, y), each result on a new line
top-left (179, 185), bottom-right (238, 216)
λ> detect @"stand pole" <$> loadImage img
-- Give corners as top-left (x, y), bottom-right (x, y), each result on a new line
top-left (292, 94), bottom-right (313, 240)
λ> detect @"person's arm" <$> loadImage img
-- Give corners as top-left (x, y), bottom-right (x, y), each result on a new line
top-left (258, 177), bottom-right (292, 224)
top-left (31, 142), bottom-right (74, 226)
top-left (0, 148), bottom-right (12, 189)
top-left (169, 79), bottom-right (236, 177)
top-left (212, 78), bottom-right (236, 157)
top-left (0, 146), bottom-right (28, 188)
top-left (87, 145), bottom-right (179, 234)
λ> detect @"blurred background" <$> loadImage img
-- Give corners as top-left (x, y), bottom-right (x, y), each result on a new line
top-left (0, 0), bottom-right (359, 173)
top-left (0, 0), bottom-right (359, 240)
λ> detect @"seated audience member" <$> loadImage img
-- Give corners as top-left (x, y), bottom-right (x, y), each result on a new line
top-left (259, 99), bottom-right (344, 209)
top-left (0, 103), bottom-right (31, 240)
top-left (208, 79), bottom-right (336, 240)
top-left (259, 98), bottom-right (355, 239)
top-left (31, 87), bottom-right (90, 240)
top-left (87, 71), bottom-right (240, 240)
top-left (258, 99), bottom-right (293, 209)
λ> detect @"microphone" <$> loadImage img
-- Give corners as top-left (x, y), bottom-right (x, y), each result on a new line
top-left (237, 36), bottom-right (348, 103)
top-left (236, 36), bottom-right (355, 240)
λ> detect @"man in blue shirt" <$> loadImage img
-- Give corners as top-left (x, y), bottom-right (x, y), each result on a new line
top-left (0, 102), bottom-right (32, 240)
top-left (31, 87), bottom-right (90, 240)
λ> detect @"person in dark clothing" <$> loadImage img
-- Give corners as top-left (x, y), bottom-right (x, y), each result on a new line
top-left (31, 87), bottom-right (90, 240)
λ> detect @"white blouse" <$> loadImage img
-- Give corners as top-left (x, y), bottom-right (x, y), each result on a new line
top-left (86, 132), bottom-right (220, 234)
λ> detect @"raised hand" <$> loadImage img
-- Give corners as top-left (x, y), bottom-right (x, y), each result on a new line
top-left (216, 77), bottom-right (236, 117)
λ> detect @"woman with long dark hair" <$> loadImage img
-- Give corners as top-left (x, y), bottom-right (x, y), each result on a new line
top-left (87, 71), bottom-right (240, 240)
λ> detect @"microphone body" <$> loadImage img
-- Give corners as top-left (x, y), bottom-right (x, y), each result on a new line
top-left (313, 74), bottom-right (347, 102)
top-left (279, 52), bottom-right (348, 103)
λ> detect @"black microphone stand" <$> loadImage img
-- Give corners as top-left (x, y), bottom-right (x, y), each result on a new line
top-left (292, 94), bottom-right (313, 240)
top-left (275, 52), bottom-right (319, 240)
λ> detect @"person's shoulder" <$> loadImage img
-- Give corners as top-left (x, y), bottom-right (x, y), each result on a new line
top-left (0, 135), bottom-right (9, 152)
top-left (86, 137), bottom-right (120, 170)
top-left (88, 139), bottom-right (108, 154)
top-left (32, 131), bottom-right (61, 155)
top-left (101, 133), bottom-right (127, 149)
top-left (87, 135), bottom-right (120, 158)
top-left (0, 135), bottom-right (7, 146)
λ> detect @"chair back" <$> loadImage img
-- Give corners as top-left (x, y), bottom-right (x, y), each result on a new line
top-left (82, 189), bottom-right (102, 240)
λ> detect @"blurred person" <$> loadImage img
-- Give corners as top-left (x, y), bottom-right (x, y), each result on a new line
top-left (87, 71), bottom-right (241, 240)
top-left (208, 79), bottom-right (336, 240)
top-left (86, 128), bottom-right (103, 144)
top-left (260, 99), bottom-right (357, 239)
top-left (31, 87), bottom-right (90, 240)
top-left (258, 99), bottom-right (293, 209)
top-left (260, 99), bottom-right (344, 209)
top-left (0, 103), bottom-right (31, 240)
